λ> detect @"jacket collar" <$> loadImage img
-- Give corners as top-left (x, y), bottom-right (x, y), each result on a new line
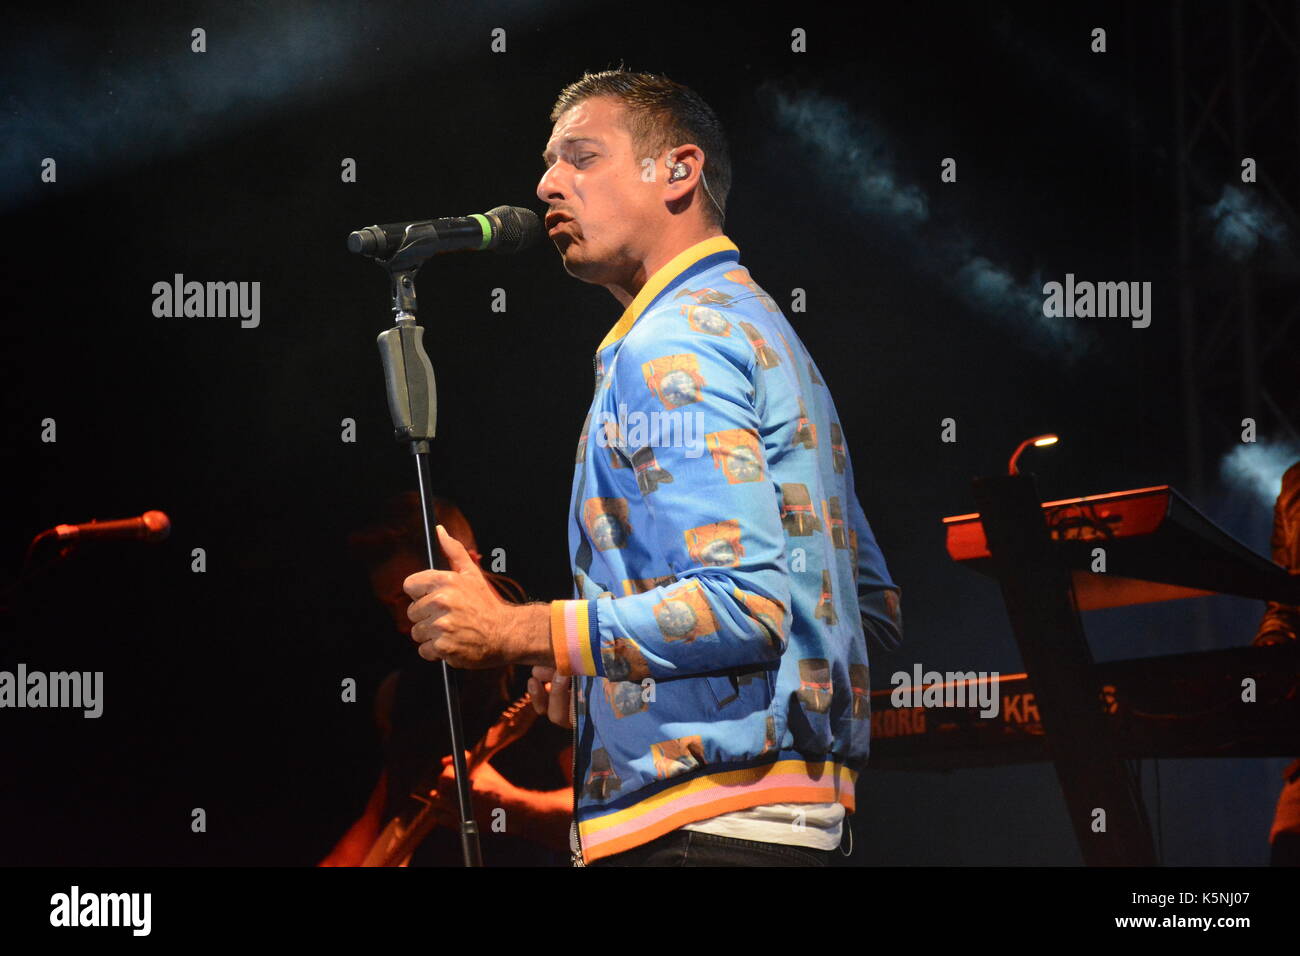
top-left (596, 235), bottom-right (740, 352)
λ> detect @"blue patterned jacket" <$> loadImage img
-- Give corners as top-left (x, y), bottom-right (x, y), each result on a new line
top-left (547, 235), bottom-right (901, 863)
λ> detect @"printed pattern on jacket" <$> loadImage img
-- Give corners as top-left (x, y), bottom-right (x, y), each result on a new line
top-left (548, 235), bottom-right (901, 862)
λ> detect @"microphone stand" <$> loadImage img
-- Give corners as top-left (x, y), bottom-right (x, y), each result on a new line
top-left (370, 244), bottom-right (482, 868)
top-left (0, 531), bottom-right (74, 617)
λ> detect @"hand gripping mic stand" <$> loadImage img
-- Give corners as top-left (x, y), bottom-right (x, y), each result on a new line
top-left (370, 238), bottom-right (482, 868)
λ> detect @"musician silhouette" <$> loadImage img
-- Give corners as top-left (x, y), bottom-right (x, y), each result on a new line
top-left (318, 493), bottom-right (572, 866)
top-left (1254, 461), bottom-right (1300, 866)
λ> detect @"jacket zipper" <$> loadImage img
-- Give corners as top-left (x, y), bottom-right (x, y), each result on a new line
top-left (569, 349), bottom-right (600, 869)
top-left (569, 678), bottom-right (585, 867)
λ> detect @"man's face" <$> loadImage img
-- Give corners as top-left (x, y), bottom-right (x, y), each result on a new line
top-left (369, 550), bottom-right (425, 638)
top-left (536, 96), bottom-right (659, 285)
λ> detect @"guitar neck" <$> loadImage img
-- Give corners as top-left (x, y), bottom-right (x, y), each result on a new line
top-left (377, 693), bottom-right (537, 866)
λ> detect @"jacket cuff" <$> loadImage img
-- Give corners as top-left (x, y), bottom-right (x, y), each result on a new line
top-left (550, 599), bottom-right (602, 677)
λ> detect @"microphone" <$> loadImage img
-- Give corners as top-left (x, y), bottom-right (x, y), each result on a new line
top-left (52, 511), bottom-right (172, 544)
top-left (347, 205), bottom-right (542, 259)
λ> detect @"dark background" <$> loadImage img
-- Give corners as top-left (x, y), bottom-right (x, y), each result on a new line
top-left (1, 0), bottom-right (1296, 865)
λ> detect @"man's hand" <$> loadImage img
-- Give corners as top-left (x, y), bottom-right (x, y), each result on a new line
top-left (1255, 629), bottom-right (1294, 647)
top-left (528, 666), bottom-right (574, 729)
top-left (403, 526), bottom-right (553, 668)
top-left (429, 754), bottom-right (514, 830)
top-left (428, 752), bottom-right (575, 852)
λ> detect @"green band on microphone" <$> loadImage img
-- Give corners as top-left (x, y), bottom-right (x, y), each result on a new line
top-left (470, 213), bottom-right (491, 249)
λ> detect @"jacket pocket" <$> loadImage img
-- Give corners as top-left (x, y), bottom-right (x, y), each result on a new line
top-left (706, 668), bottom-right (776, 710)
top-left (707, 674), bottom-right (739, 708)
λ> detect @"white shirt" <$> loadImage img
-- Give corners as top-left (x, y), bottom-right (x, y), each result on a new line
top-left (682, 801), bottom-right (844, 850)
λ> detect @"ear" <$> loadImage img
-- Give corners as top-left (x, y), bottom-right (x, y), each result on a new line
top-left (665, 144), bottom-right (705, 186)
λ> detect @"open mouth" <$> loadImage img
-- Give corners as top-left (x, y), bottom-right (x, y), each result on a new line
top-left (546, 212), bottom-right (575, 237)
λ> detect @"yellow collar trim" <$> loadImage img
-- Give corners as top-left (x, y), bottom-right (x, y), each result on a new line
top-left (596, 235), bottom-right (739, 352)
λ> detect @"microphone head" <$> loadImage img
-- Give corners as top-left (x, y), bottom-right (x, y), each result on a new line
top-left (142, 510), bottom-right (172, 542)
top-left (347, 226), bottom-right (383, 257)
top-left (486, 206), bottom-right (542, 254)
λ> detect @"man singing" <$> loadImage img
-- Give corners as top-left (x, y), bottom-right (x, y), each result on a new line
top-left (403, 69), bottom-right (902, 866)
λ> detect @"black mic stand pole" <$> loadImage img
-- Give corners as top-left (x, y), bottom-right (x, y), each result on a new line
top-left (372, 250), bottom-right (482, 868)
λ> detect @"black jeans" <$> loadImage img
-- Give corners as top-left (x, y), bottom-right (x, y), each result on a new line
top-left (588, 829), bottom-right (836, 867)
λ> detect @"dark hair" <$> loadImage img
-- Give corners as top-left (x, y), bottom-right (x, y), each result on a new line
top-left (347, 492), bottom-right (474, 568)
top-left (550, 68), bottom-right (731, 229)
top-left (347, 492), bottom-right (527, 603)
